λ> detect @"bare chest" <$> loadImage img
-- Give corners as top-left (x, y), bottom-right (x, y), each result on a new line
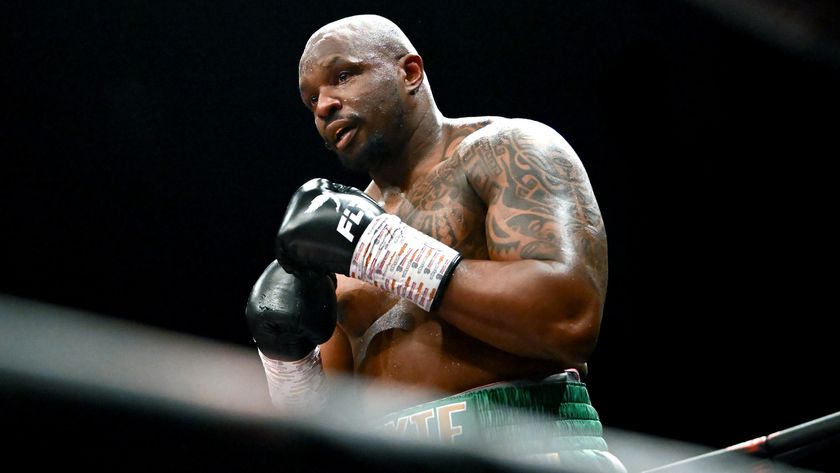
top-left (338, 158), bottom-right (488, 341)
top-left (381, 157), bottom-right (488, 259)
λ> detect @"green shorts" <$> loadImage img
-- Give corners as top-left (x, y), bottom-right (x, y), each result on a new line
top-left (374, 369), bottom-right (626, 472)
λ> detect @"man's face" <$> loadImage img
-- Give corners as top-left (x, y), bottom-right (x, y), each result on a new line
top-left (298, 35), bottom-right (406, 173)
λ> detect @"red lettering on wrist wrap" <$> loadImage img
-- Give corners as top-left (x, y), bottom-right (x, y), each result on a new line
top-left (349, 214), bottom-right (460, 311)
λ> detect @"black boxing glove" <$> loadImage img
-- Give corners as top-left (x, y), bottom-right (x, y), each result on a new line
top-left (275, 178), bottom-right (383, 277)
top-left (245, 260), bottom-right (336, 361)
top-left (276, 178), bottom-right (461, 311)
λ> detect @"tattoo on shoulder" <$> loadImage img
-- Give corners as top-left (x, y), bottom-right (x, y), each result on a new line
top-left (463, 127), bottom-right (608, 290)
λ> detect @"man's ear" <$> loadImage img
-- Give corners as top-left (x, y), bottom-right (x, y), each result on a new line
top-left (400, 53), bottom-right (424, 95)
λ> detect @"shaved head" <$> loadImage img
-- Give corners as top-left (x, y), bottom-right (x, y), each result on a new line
top-left (297, 15), bottom-right (437, 175)
top-left (299, 15), bottom-right (417, 75)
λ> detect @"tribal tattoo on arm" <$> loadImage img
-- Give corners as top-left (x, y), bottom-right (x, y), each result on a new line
top-left (461, 123), bottom-right (608, 296)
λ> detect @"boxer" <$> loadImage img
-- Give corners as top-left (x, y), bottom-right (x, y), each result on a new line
top-left (246, 15), bottom-right (625, 472)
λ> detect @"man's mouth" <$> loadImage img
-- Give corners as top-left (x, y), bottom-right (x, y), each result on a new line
top-left (325, 118), bottom-right (358, 152)
top-left (334, 126), bottom-right (357, 151)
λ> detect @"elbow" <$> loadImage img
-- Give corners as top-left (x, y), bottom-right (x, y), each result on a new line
top-left (542, 309), bottom-right (600, 365)
top-left (541, 268), bottom-right (603, 364)
top-left (550, 306), bottom-right (600, 364)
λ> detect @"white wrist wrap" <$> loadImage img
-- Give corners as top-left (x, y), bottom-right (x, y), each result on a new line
top-left (349, 213), bottom-right (460, 311)
top-left (258, 346), bottom-right (327, 411)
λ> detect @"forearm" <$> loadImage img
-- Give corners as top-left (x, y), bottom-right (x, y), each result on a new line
top-left (259, 347), bottom-right (328, 410)
top-left (436, 259), bottom-right (601, 363)
top-left (258, 326), bottom-right (351, 412)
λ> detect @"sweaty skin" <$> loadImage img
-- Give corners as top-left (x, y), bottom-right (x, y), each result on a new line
top-left (297, 16), bottom-right (607, 413)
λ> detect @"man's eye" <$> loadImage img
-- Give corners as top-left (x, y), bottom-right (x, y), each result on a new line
top-left (309, 95), bottom-right (318, 106)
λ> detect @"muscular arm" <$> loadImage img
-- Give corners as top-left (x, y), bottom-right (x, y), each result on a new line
top-left (436, 120), bottom-right (608, 364)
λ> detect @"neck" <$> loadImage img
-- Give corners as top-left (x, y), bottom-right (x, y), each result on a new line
top-left (370, 100), bottom-right (448, 191)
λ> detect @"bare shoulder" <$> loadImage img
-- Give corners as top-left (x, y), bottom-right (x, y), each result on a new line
top-left (455, 117), bottom-right (590, 199)
top-left (457, 117), bottom-right (578, 162)
top-left (455, 117), bottom-right (607, 292)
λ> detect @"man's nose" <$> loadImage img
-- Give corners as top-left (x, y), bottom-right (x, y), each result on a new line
top-left (314, 91), bottom-right (341, 120)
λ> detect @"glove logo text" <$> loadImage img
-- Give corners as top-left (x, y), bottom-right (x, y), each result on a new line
top-left (337, 207), bottom-right (365, 242)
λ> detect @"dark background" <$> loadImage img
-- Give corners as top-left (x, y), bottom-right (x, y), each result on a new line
top-left (3, 0), bottom-right (838, 456)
